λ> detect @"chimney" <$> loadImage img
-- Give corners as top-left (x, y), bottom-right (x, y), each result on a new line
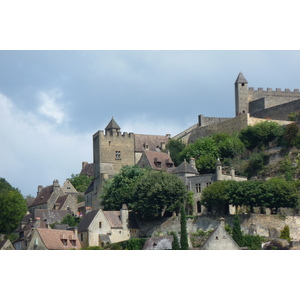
top-left (120, 204), bottom-right (129, 230)
top-left (230, 167), bottom-right (235, 179)
top-left (37, 185), bottom-right (43, 196)
top-left (53, 180), bottom-right (60, 192)
top-left (219, 217), bottom-right (225, 227)
top-left (82, 161), bottom-right (88, 170)
top-left (73, 227), bottom-right (78, 237)
top-left (190, 158), bottom-right (197, 171)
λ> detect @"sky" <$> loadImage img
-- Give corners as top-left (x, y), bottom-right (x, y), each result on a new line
top-left (2, 50), bottom-right (300, 196)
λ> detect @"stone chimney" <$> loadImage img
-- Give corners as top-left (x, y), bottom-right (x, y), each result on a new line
top-left (53, 180), bottom-right (60, 192)
top-left (37, 185), bottom-right (43, 196)
top-left (190, 158), bottom-right (197, 171)
top-left (82, 161), bottom-right (88, 170)
top-left (73, 227), bottom-right (78, 237)
top-left (219, 217), bottom-right (225, 227)
top-left (230, 167), bottom-right (235, 179)
top-left (120, 204), bottom-right (129, 230)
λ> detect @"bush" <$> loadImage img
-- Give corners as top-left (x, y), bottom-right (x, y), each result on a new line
top-left (242, 235), bottom-right (263, 250)
top-left (279, 225), bottom-right (291, 243)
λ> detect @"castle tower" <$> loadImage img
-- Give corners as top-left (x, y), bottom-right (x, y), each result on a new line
top-left (235, 72), bottom-right (249, 116)
top-left (105, 117), bottom-right (121, 135)
top-left (216, 158), bottom-right (222, 181)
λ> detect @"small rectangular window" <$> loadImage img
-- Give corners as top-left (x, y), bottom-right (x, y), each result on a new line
top-left (196, 184), bottom-right (201, 193)
top-left (99, 222), bottom-right (102, 228)
top-left (115, 151), bottom-right (121, 160)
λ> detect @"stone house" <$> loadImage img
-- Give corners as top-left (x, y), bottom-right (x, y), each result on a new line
top-left (13, 210), bottom-right (73, 250)
top-left (201, 218), bottom-right (241, 250)
top-left (78, 204), bottom-right (138, 248)
top-left (27, 228), bottom-right (81, 250)
top-left (137, 150), bottom-right (175, 172)
top-left (173, 158), bottom-right (247, 215)
top-left (0, 235), bottom-right (14, 250)
top-left (28, 180), bottom-right (78, 215)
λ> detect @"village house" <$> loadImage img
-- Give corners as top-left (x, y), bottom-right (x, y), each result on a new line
top-left (27, 228), bottom-right (81, 250)
top-left (201, 218), bottom-right (241, 250)
top-left (0, 235), bottom-right (14, 250)
top-left (78, 204), bottom-right (139, 248)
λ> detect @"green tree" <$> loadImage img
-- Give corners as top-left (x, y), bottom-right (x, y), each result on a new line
top-left (101, 165), bottom-right (147, 211)
top-left (180, 206), bottom-right (189, 250)
top-left (279, 225), bottom-right (291, 243)
top-left (170, 231), bottom-right (180, 250)
top-left (232, 214), bottom-right (244, 247)
top-left (0, 178), bottom-right (27, 234)
top-left (167, 138), bottom-right (186, 166)
top-left (132, 171), bottom-right (187, 219)
top-left (283, 123), bottom-right (299, 147)
top-left (60, 214), bottom-right (80, 227)
top-left (67, 173), bottom-right (93, 193)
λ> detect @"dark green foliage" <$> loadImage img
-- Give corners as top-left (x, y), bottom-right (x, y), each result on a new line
top-left (180, 206), bottom-right (189, 250)
top-left (167, 138), bottom-right (186, 166)
top-left (60, 214), bottom-right (80, 227)
top-left (170, 231), bottom-right (180, 250)
top-left (279, 225), bottom-right (291, 242)
top-left (239, 121), bottom-right (283, 150)
top-left (232, 214), bottom-right (244, 247)
top-left (241, 235), bottom-right (262, 250)
top-left (0, 178), bottom-right (27, 234)
top-left (279, 156), bottom-right (295, 181)
top-left (83, 246), bottom-right (103, 250)
top-left (104, 238), bottom-right (147, 250)
top-left (288, 110), bottom-right (300, 122)
top-left (132, 171), bottom-right (187, 220)
top-left (246, 152), bottom-right (269, 179)
top-left (101, 165), bottom-right (147, 211)
top-left (283, 123), bottom-right (300, 147)
top-left (67, 173), bottom-right (93, 193)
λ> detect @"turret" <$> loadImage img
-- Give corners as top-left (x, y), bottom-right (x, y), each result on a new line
top-left (120, 204), bottom-right (129, 229)
top-left (235, 72), bottom-right (249, 116)
top-left (105, 117), bottom-right (121, 135)
top-left (216, 158), bottom-right (222, 181)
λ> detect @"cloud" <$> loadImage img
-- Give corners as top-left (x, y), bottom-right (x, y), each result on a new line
top-left (0, 93), bottom-right (91, 196)
top-left (37, 89), bottom-right (66, 124)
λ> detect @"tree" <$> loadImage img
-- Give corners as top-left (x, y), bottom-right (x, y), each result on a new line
top-left (0, 178), bottom-right (27, 234)
top-left (232, 214), bottom-right (244, 247)
top-left (132, 171), bottom-right (187, 219)
top-left (283, 123), bottom-right (300, 147)
top-left (101, 165), bottom-right (147, 211)
top-left (180, 205), bottom-right (189, 250)
top-left (67, 173), bottom-right (93, 193)
top-left (279, 225), bottom-right (291, 243)
top-left (60, 214), bottom-right (80, 227)
top-left (170, 231), bottom-right (180, 250)
top-left (167, 138), bottom-right (186, 166)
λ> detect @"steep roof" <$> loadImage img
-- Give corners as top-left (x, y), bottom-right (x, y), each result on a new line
top-left (34, 209), bottom-right (71, 224)
top-left (36, 228), bottom-right (81, 250)
top-left (138, 151), bottom-right (175, 171)
top-left (103, 211), bottom-right (122, 228)
top-left (173, 160), bottom-right (199, 175)
top-left (30, 185), bottom-right (53, 207)
top-left (105, 117), bottom-right (121, 130)
top-left (80, 163), bottom-right (94, 177)
top-left (54, 195), bottom-right (69, 210)
top-left (135, 134), bottom-right (170, 152)
top-left (78, 209), bottom-right (100, 232)
top-left (235, 72), bottom-right (248, 84)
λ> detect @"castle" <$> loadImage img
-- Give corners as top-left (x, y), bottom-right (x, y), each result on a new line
top-left (175, 72), bottom-right (297, 144)
top-left (84, 72), bottom-right (299, 213)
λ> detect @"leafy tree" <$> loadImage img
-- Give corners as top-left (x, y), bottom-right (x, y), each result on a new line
top-left (67, 173), bottom-right (93, 193)
top-left (283, 123), bottom-right (299, 147)
top-left (232, 214), bottom-right (244, 247)
top-left (279, 225), bottom-right (291, 243)
top-left (245, 152), bottom-right (269, 179)
top-left (170, 231), bottom-right (180, 250)
top-left (239, 121), bottom-right (283, 150)
top-left (180, 205), bottom-right (189, 250)
top-left (0, 178), bottom-right (27, 234)
top-left (242, 235), bottom-right (263, 250)
top-left (60, 214), bottom-right (80, 227)
top-left (132, 171), bottom-right (187, 219)
top-left (167, 138), bottom-right (186, 166)
top-left (101, 165), bottom-right (147, 211)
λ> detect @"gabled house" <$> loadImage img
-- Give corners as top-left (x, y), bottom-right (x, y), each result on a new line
top-left (201, 218), bottom-right (241, 250)
top-left (78, 204), bottom-right (138, 248)
top-left (27, 228), bottom-right (81, 250)
top-left (0, 236), bottom-right (14, 250)
top-left (137, 150), bottom-right (175, 172)
top-left (28, 180), bottom-right (78, 215)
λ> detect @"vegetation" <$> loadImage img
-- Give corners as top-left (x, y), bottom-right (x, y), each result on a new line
top-left (180, 205), bottom-right (189, 250)
top-left (67, 173), bottom-right (93, 193)
top-left (104, 238), bottom-right (147, 250)
top-left (0, 178), bottom-right (27, 234)
top-left (167, 138), bottom-right (186, 166)
top-left (279, 225), bottom-right (291, 243)
top-left (232, 214), bottom-right (244, 247)
top-left (170, 231), bottom-right (180, 250)
top-left (60, 214), bottom-right (81, 227)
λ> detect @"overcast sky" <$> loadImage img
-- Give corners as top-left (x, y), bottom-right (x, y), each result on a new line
top-left (2, 50), bottom-right (300, 196)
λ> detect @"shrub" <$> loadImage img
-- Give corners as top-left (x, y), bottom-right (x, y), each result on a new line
top-left (279, 225), bottom-right (291, 243)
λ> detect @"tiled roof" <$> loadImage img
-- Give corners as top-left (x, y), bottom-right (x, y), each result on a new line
top-left (135, 134), bottom-right (170, 152)
top-left (80, 163), bottom-right (94, 177)
top-left (37, 228), bottom-right (81, 250)
top-left (105, 117), bottom-right (121, 130)
top-left (78, 209), bottom-right (100, 232)
top-left (29, 185), bottom-right (53, 207)
top-left (54, 195), bottom-right (68, 210)
top-left (34, 209), bottom-right (71, 224)
top-left (103, 211), bottom-right (122, 228)
top-left (139, 151), bottom-right (175, 171)
top-left (173, 160), bottom-right (199, 175)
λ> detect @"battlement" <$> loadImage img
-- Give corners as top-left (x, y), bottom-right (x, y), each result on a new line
top-left (97, 130), bottom-right (135, 138)
top-left (248, 87), bottom-right (300, 93)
